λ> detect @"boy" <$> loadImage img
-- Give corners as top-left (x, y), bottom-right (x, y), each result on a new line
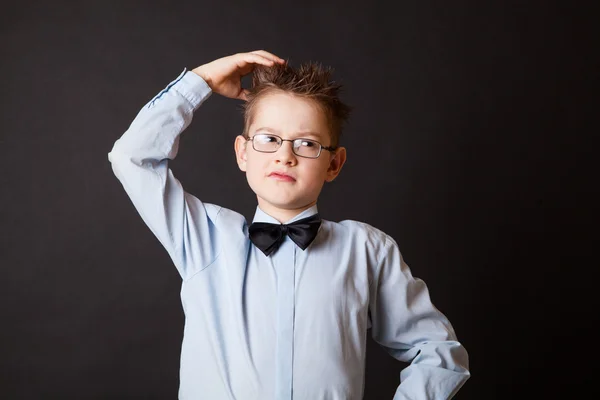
top-left (108, 50), bottom-right (470, 399)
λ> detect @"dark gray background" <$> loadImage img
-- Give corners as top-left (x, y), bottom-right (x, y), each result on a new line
top-left (1, 1), bottom-right (595, 399)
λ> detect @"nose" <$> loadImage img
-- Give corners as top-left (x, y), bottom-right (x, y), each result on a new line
top-left (275, 140), bottom-right (297, 165)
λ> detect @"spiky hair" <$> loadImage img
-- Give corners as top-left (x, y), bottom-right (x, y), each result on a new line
top-left (241, 61), bottom-right (351, 148)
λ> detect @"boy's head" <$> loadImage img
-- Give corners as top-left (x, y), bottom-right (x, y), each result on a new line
top-left (241, 62), bottom-right (351, 147)
top-left (234, 61), bottom-right (352, 222)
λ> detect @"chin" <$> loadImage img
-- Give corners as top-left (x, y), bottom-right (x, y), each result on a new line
top-left (249, 180), bottom-right (317, 209)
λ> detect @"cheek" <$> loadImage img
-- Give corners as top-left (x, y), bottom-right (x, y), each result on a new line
top-left (244, 164), bottom-right (261, 193)
top-left (244, 156), bottom-right (267, 181)
top-left (302, 162), bottom-right (329, 185)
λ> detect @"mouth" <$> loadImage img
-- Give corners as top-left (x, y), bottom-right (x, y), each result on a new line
top-left (268, 172), bottom-right (296, 182)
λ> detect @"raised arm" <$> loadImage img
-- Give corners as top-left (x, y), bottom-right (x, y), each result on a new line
top-left (368, 236), bottom-right (470, 399)
top-left (107, 51), bottom-right (285, 279)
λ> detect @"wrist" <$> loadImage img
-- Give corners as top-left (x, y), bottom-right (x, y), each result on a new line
top-left (191, 66), bottom-right (212, 88)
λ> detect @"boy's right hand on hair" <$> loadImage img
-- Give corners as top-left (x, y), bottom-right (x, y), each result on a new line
top-left (192, 50), bottom-right (285, 101)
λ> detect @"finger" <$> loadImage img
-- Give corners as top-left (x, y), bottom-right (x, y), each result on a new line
top-left (238, 89), bottom-right (250, 101)
top-left (249, 50), bottom-right (285, 64)
top-left (240, 53), bottom-right (276, 67)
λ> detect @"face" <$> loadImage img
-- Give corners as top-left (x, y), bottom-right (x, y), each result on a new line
top-left (234, 91), bottom-right (346, 222)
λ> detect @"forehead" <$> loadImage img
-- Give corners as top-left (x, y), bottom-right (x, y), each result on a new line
top-left (249, 92), bottom-right (329, 140)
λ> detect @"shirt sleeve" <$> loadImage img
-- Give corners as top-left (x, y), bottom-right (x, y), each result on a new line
top-left (368, 235), bottom-right (470, 399)
top-left (107, 69), bottom-right (221, 280)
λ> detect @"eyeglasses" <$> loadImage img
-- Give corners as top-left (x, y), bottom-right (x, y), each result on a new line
top-left (246, 133), bottom-right (336, 159)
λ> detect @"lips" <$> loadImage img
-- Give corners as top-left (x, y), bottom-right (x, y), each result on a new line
top-left (268, 171), bottom-right (296, 181)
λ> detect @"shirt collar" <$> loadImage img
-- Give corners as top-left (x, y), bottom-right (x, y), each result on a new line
top-left (251, 204), bottom-right (319, 224)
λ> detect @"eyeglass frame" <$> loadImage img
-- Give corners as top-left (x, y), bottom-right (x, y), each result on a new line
top-left (245, 133), bottom-right (337, 159)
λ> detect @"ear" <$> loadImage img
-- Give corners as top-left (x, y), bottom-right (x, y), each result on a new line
top-left (325, 146), bottom-right (347, 182)
top-left (234, 135), bottom-right (249, 172)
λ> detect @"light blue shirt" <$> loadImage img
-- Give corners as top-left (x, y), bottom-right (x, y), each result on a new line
top-left (107, 69), bottom-right (469, 400)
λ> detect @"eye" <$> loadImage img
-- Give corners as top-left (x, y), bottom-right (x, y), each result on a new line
top-left (298, 139), bottom-right (317, 148)
top-left (257, 134), bottom-right (279, 144)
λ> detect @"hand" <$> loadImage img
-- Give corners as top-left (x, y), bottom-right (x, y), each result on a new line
top-left (192, 50), bottom-right (285, 101)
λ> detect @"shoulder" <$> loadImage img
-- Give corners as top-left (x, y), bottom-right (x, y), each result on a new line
top-left (322, 218), bottom-right (397, 259)
top-left (212, 204), bottom-right (248, 231)
top-left (327, 218), bottom-right (393, 243)
top-left (183, 198), bottom-right (248, 233)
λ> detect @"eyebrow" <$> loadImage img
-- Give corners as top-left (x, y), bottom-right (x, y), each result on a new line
top-left (253, 127), bottom-right (323, 141)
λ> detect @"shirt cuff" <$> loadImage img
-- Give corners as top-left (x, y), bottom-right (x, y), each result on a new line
top-left (172, 68), bottom-right (213, 110)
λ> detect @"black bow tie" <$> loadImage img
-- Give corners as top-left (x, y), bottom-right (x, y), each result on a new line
top-left (249, 213), bottom-right (322, 257)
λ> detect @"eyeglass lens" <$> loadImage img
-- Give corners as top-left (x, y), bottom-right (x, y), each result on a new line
top-left (252, 134), bottom-right (321, 158)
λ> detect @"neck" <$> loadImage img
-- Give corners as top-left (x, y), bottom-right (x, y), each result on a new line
top-left (257, 199), bottom-right (317, 224)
